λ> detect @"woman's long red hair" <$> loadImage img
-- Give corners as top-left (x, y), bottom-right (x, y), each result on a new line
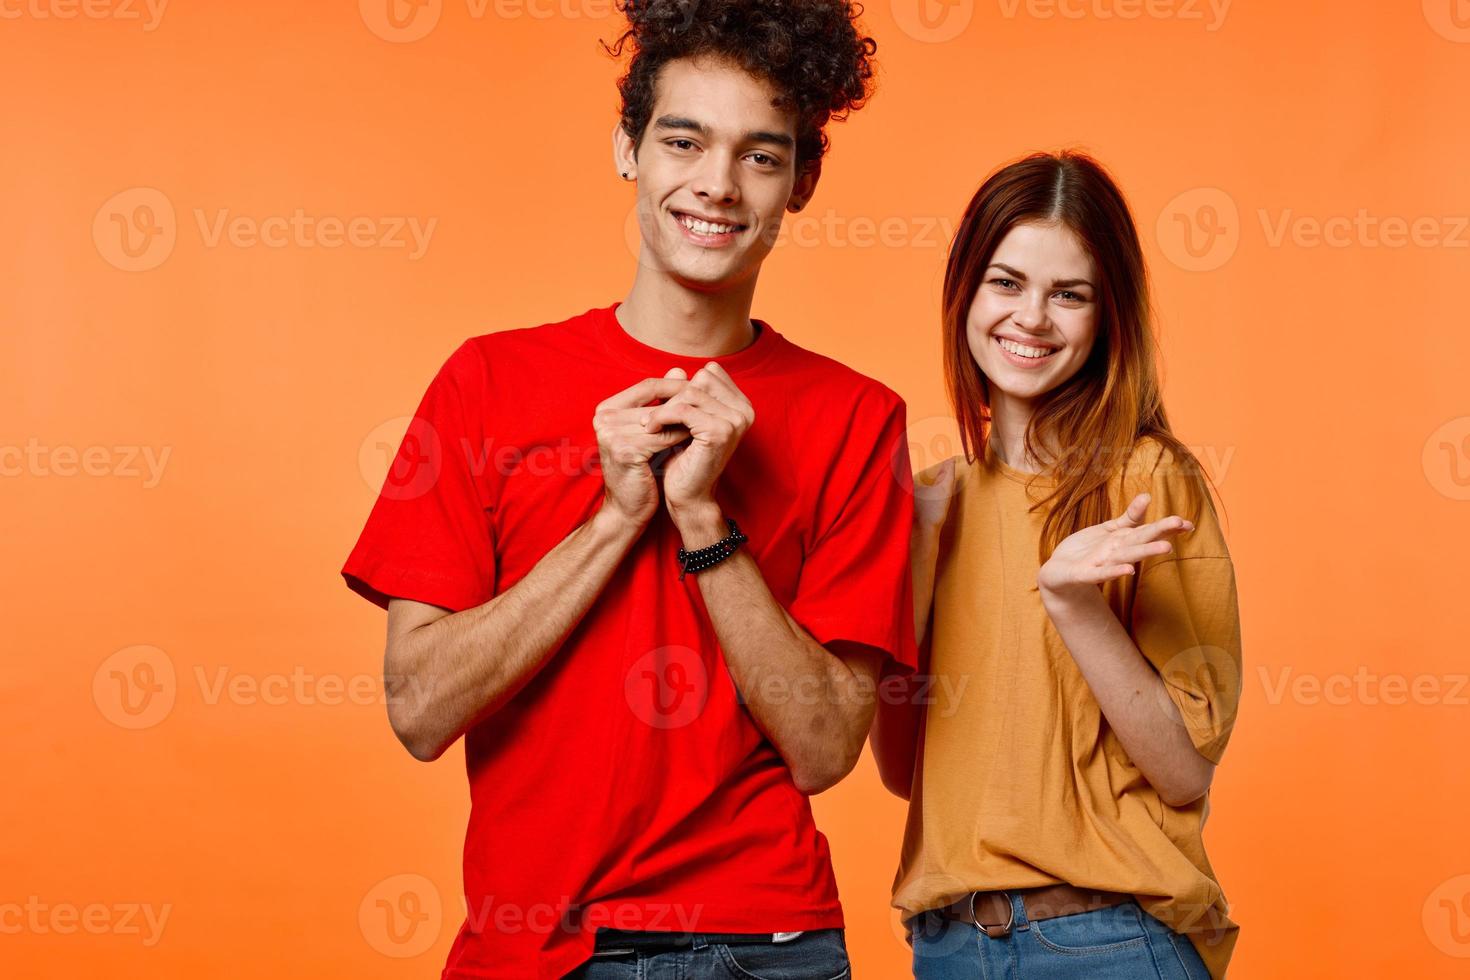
top-left (941, 150), bottom-right (1216, 558)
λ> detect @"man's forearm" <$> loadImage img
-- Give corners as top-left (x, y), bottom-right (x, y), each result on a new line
top-left (673, 504), bottom-right (872, 794)
top-left (389, 505), bottom-right (643, 760)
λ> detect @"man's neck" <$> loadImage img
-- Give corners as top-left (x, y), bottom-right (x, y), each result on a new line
top-left (616, 268), bottom-right (760, 358)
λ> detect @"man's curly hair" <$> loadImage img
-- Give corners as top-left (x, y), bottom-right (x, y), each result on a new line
top-left (604, 0), bottom-right (877, 173)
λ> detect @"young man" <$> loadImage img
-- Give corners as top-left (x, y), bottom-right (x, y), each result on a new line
top-left (341, 2), bottom-right (916, 976)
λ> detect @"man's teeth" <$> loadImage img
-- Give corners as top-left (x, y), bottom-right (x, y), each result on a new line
top-left (679, 214), bottom-right (738, 235)
top-left (997, 337), bottom-right (1056, 359)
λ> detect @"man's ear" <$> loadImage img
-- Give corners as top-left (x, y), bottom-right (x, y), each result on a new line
top-left (787, 158), bottom-right (822, 213)
top-left (612, 120), bottom-right (638, 182)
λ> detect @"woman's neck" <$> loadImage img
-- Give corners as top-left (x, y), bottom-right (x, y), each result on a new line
top-left (987, 390), bottom-right (1048, 474)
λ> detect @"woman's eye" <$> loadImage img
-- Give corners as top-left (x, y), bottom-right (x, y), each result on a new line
top-left (1056, 290), bottom-right (1088, 303)
top-left (991, 278), bottom-right (1018, 290)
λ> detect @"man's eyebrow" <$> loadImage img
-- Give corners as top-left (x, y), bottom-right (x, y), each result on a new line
top-left (651, 115), bottom-right (795, 149)
top-left (988, 263), bottom-right (1095, 289)
top-left (652, 115), bottom-right (711, 137)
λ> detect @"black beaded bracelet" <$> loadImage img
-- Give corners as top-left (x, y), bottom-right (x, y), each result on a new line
top-left (677, 517), bottom-right (747, 581)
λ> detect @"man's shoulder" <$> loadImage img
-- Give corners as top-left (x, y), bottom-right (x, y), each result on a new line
top-left (774, 333), bottom-right (905, 416)
top-left (462, 305), bottom-right (600, 358)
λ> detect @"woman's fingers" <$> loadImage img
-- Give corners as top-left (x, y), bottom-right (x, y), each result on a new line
top-left (1124, 514), bottom-right (1196, 544)
top-left (1105, 492), bottom-right (1152, 530)
top-left (1110, 540), bottom-right (1175, 565)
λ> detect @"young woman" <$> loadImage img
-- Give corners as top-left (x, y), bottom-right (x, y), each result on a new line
top-left (872, 152), bottom-right (1242, 980)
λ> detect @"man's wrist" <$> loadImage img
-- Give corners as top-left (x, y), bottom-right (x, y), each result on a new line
top-left (670, 500), bottom-right (726, 549)
top-left (591, 502), bottom-right (647, 544)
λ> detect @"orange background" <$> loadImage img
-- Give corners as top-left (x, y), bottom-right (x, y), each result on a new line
top-left (4, 1), bottom-right (1469, 977)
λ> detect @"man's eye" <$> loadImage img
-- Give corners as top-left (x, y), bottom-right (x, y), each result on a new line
top-left (749, 153), bottom-right (776, 166)
top-left (669, 139), bottom-right (697, 151)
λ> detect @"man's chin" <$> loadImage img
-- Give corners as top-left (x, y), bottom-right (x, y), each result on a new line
top-left (659, 256), bottom-right (753, 291)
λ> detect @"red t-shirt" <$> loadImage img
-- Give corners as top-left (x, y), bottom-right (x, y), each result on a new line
top-left (342, 303), bottom-right (918, 978)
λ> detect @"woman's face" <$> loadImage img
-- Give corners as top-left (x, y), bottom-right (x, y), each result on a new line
top-left (966, 220), bottom-right (1100, 406)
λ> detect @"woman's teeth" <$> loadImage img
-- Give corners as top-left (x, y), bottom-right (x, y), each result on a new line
top-left (678, 214), bottom-right (739, 235)
top-left (997, 336), bottom-right (1056, 359)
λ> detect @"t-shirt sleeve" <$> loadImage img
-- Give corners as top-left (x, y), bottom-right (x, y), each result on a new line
top-left (786, 389), bottom-right (919, 675)
top-left (1128, 445), bottom-right (1242, 765)
top-left (341, 339), bottom-right (497, 613)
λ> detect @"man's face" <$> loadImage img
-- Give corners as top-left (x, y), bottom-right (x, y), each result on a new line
top-left (620, 55), bottom-right (814, 292)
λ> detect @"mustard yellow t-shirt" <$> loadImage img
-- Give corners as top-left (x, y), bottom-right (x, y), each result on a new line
top-left (892, 437), bottom-right (1242, 978)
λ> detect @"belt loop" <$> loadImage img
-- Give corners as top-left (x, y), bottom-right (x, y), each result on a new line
top-left (1009, 890), bottom-right (1030, 930)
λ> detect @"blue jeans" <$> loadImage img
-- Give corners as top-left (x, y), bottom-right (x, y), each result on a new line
top-left (567, 928), bottom-right (851, 979)
top-left (910, 897), bottom-right (1209, 980)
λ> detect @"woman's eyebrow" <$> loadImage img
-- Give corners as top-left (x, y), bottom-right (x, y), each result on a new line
top-left (988, 263), bottom-right (1094, 289)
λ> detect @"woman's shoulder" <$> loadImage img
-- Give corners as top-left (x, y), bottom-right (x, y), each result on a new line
top-left (1120, 435), bottom-right (1206, 492)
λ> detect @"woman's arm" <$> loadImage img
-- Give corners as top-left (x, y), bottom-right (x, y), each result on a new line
top-left (1038, 491), bottom-right (1216, 807)
top-left (869, 458), bottom-right (955, 800)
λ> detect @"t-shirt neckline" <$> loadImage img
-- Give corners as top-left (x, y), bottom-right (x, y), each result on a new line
top-left (595, 301), bottom-right (781, 375)
top-left (983, 438), bottom-right (1059, 486)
